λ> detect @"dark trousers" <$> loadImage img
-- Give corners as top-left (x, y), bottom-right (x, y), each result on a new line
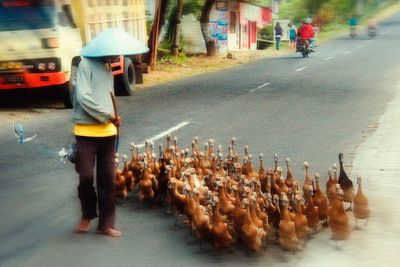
top-left (75, 135), bottom-right (116, 230)
top-left (275, 37), bottom-right (281, 50)
top-left (296, 38), bottom-right (301, 51)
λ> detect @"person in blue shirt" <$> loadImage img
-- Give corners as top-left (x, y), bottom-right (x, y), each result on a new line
top-left (349, 15), bottom-right (358, 37)
top-left (349, 16), bottom-right (358, 27)
top-left (288, 23), bottom-right (297, 49)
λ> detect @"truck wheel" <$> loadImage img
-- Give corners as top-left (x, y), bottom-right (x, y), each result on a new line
top-left (114, 57), bottom-right (135, 96)
top-left (61, 60), bottom-right (79, 108)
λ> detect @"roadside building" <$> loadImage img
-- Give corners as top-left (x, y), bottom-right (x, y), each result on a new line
top-left (182, 0), bottom-right (272, 54)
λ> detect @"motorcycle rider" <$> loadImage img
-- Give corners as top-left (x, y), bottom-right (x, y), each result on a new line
top-left (368, 18), bottom-right (378, 36)
top-left (297, 18), bottom-right (315, 52)
top-left (349, 15), bottom-right (358, 37)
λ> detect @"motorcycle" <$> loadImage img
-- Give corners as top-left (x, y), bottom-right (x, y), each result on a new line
top-left (350, 26), bottom-right (357, 38)
top-left (368, 25), bottom-right (377, 38)
top-left (299, 38), bottom-right (312, 58)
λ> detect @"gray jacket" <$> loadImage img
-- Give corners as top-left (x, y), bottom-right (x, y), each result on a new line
top-left (72, 57), bottom-right (114, 124)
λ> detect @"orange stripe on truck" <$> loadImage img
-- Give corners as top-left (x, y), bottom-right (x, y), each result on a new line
top-left (0, 72), bottom-right (66, 90)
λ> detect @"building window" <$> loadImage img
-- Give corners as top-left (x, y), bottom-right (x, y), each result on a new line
top-left (230, 12), bottom-right (236, 33)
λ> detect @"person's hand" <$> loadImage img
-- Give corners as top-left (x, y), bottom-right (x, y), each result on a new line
top-left (110, 115), bottom-right (122, 128)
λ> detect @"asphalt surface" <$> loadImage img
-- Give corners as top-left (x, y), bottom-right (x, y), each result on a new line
top-left (1, 11), bottom-right (399, 267)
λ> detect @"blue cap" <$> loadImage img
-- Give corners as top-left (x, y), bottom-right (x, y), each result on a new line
top-left (80, 28), bottom-right (149, 57)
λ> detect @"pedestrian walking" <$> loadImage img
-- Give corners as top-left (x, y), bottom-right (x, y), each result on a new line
top-left (275, 22), bottom-right (283, 50)
top-left (73, 57), bottom-right (122, 237)
top-left (349, 15), bottom-right (358, 37)
top-left (311, 25), bottom-right (319, 47)
top-left (72, 28), bottom-right (148, 237)
top-left (288, 23), bottom-right (297, 49)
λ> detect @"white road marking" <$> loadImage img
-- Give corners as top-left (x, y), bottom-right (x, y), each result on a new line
top-left (325, 56), bottom-right (334, 60)
top-left (296, 66), bottom-right (308, 72)
top-left (368, 40), bottom-right (374, 43)
top-left (357, 44), bottom-right (364, 49)
top-left (250, 82), bottom-right (270, 92)
top-left (344, 50), bottom-right (351, 54)
top-left (136, 122), bottom-right (190, 148)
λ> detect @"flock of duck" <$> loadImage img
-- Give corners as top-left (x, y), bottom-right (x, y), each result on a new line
top-left (114, 136), bottom-right (370, 253)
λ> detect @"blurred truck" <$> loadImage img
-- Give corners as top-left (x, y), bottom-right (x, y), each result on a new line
top-left (0, 0), bottom-right (147, 108)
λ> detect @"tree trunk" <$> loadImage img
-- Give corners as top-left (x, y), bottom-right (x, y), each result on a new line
top-left (145, 0), bottom-right (170, 68)
top-left (200, 0), bottom-right (217, 56)
top-left (170, 0), bottom-right (184, 56)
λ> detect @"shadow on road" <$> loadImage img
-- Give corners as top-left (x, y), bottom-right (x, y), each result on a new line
top-left (335, 35), bottom-right (377, 41)
top-left (379, 20), bottom-right (400, 27)
top-left (269, 55), bottom-right (305, 60)
top-left (0, 88), bottom-right (65, 110)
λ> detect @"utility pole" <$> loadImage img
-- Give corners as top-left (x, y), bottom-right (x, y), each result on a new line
top-left (149, 0), bottom-right (161, 70)
top-left (146, 0), bottom-right (170, 70)
top-left (170, 0), bottom-right (184, 56)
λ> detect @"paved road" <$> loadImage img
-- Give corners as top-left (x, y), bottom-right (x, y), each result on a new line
top-left (1, 11), bottom-right (400, 267)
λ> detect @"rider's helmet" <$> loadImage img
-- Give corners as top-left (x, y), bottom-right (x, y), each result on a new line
top-left (304, 17), bottom-right (312, 24)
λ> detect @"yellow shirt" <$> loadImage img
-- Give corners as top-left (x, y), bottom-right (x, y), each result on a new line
top-left (74, 123), bottom-right (117, 137)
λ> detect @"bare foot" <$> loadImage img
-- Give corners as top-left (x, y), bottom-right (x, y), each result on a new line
top-left (97, 227), bottom-right (122, 237)
top-left (74, 219), bottom-right (90, 233)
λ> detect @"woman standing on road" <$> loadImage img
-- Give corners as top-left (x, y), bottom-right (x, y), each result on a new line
top-left (275, 22), bottom-right (283, 50)
top-left (72, 28), bottom-right (148, 237)
top-left (72, 55), bottom-right (122, 237)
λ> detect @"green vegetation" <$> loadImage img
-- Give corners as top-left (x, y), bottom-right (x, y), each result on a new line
top-left (244, 0), bottom-right (270, 6)
top-left (161, 0), bottom-right (201, 48)
top-left (156, 48), bottom-right (189, 65)
top-left (183, 0), bottom-right (203, 18)
top-left (145, 10), bottom-right (153, 34)
top-left (259, 24), bottom-right (274, 40)
top-left (152, 0), bottom-right (396, 58)
top-left (280, 0), bottom-right (396, 28)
